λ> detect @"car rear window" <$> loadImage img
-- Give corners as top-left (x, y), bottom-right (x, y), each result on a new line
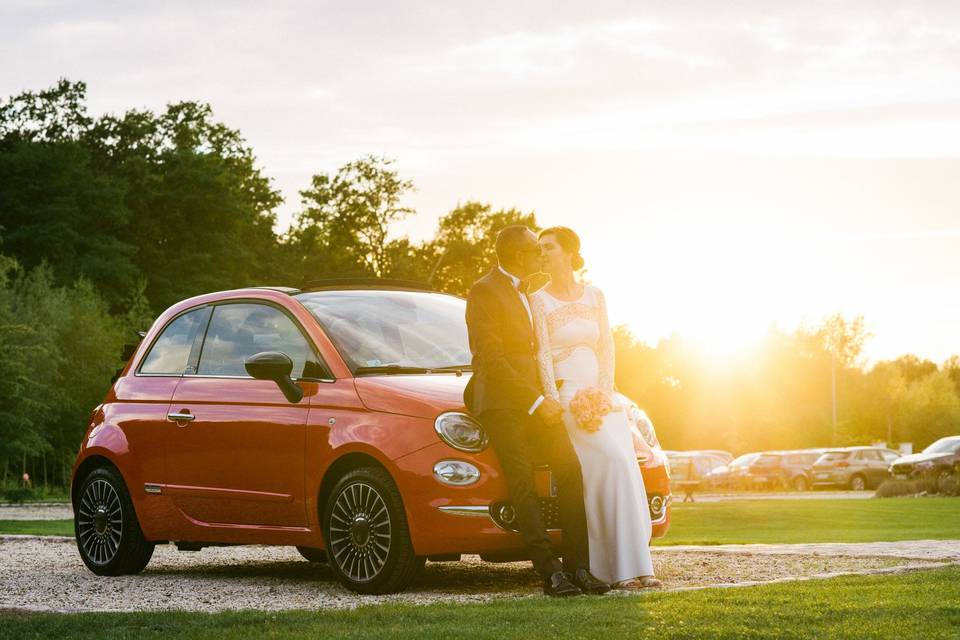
top-left (139, 308), bottom-right (206, 375)
top-left (819, 452), bottom-right (851, 463)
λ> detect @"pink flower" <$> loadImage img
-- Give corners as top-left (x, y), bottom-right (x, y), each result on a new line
top-left (569, 387), bottom-right (611, 432)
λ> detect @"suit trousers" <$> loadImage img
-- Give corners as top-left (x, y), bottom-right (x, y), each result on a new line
top-left (478, 409), bottom-right (590, 578)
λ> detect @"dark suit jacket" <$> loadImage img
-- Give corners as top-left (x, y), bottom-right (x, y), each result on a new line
top-left (464, 269), bottom-right (542, 415)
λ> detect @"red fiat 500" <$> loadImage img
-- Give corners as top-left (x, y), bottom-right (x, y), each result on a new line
top-left (72, 282), bottom-right (671, 593)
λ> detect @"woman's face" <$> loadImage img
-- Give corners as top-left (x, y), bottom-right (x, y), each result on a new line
top-left (539, 234), bottom-right (571, 275)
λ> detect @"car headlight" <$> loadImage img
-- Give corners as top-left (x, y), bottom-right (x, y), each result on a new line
top-left (433, 460), bottom-right (481, 486)
top-left (435, 412), bottom-right (488, 452)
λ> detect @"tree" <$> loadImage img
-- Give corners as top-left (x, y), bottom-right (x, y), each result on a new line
top-left (286, 156), bottom-right (414, 281)
top-left (425, 201), bottom-right (538, 296)
top-left (0, 82), bottom-right (138, 305)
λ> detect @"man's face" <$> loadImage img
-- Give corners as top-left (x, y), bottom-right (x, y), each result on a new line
top-left (514, 230), bottom-right (542, 278)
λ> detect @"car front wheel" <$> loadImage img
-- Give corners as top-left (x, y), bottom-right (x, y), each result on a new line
top-left (323, 466), bottom-right (424, 594)
top-left (75, 466), bottom-right (154, 576)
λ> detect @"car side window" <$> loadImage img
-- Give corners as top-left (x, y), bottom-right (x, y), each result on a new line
top-left (197, 303), bottom-right (321, 378)
top-left (139, 308), bottom-right (206, 375)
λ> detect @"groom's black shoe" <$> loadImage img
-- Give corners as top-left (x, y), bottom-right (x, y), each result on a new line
top-left (572, 568), bottom-right (611, 595)
top-left (544, 571), bottom-right (582, 597)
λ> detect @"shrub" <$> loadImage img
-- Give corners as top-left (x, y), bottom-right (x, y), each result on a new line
top-left (2, 486), bottom-right (36, 504)
top-left (875, 478), bottom-right (934, 498)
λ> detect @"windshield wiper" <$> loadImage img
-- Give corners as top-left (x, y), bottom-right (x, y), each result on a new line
top-left (429, 364), bottom-right (472, 372)
top-left (354, 365), bottom-right (430, 375)
top-left (353, 363), bottom-right (472, 376)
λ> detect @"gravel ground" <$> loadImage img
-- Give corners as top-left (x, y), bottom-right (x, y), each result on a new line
top-left (0, 537), bottom-right (952, 613)
top-left (0, 504), bottom-right (73, 521)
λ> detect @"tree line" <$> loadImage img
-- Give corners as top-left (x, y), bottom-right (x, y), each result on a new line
top-left (1, 80), bottom-right (958, 489)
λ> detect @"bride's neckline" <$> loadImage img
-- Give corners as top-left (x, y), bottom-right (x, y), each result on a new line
top-left (543, 284), bottom-right (587, 303)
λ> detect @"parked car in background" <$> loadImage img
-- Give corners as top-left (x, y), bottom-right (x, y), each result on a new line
top-left (688, 450), bottom-right (734, 464)
top-left (70, 281), bottom-right (671, 594)
top-left (745, 450), bottom-right (824, 491)
top-left (811, 447), bottom-right (901, 490)
top-left (702, 452), bottom-right (762, 490)
top-left (666, 451), bottom-right (727, 496)
top-left (890, 436), bottom-right (960, 483)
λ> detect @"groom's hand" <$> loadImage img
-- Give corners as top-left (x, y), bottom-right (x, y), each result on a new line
top-left (535, 397), bottom-right (564, 425)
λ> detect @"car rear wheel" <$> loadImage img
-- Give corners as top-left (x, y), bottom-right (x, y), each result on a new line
top-left (75, 466), bottom-right (154, 576)
top-left (323, 466), bottom-right (424, 594)
top-left (849, 474), bottom-right (867, 491)
top-left (296, 546), bottom-right (328, 563)
top-left (792, 476), bottom-right (808, 491)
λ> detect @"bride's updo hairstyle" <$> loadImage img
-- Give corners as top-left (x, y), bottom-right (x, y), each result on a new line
top-left (539, 226), bottom-right (585, 270)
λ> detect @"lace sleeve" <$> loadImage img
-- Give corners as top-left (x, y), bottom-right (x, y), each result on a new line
top-left (594, 287), bottom-right (616, 399)
top-left (530, 293), bottom-right (560, 401)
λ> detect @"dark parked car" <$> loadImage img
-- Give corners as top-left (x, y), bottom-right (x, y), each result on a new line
top-left (745, 450), bottom-right (824, 491)
top-left (891, 436), bottom-right (960, 483)
top-left (811, 447), bottom-right (901, 490)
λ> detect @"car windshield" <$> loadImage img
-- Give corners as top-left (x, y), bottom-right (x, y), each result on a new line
top-left (730, 453), bottom-right (759, 467)
top-left (923, 438), bottom-right (960, 454)
top-left (296, 290), bottom-right (472, 372)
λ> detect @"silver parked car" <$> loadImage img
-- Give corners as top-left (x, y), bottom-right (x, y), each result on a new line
top-left (811, 447), bottom-right (901, 490)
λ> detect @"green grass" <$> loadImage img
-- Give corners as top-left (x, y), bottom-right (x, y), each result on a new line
top-left (1, 566), bottom-right (958, 639)
top-left (655, 497), bottom-right (960, 545)
top-left (0, 520), bottom-right (72, 536)
top-left (3, 497), bottom-right (960, 544)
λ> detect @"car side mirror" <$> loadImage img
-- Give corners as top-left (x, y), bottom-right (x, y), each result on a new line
top-left (244, 351), bottom-right (304, 404)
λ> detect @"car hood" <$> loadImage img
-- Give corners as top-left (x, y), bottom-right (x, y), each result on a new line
top-left (353, 373), bottom-right (470, 419)
top-left (892, 452), bottom-right (952, 466)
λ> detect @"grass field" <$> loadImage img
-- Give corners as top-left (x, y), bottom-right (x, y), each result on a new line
top-left (0, 520), bottom-right (72, 536)
top-left (655, 497), bottom-right (960, 545)
top-left (4, 497), bottom-right (960, 544)
top-left (1, 566), bottom-right (957, 639)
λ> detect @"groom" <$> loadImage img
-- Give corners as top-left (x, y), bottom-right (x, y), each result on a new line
top-left (463, 225), bottom-right (609, 597)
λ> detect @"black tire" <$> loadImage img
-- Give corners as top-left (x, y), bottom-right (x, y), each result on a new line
top-left (849, 474), bottom-right (867, 491)
top-left (296, 546), bottom-right (329, 563)
top-left (74, 466), bottom-right (154, 576)
top-left (323, 466), bottom-right (424, 594)
top-left (792, 476), bottom-right (809, 492)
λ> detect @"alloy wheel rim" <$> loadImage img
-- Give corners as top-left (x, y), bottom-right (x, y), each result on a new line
top-left (328, 482), bottom-right (391, 583)
top-left (77, 479), bottom-right (122, 565)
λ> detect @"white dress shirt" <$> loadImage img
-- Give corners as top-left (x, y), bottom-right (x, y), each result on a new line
top-left (498, 266), bottom-right (544, 415)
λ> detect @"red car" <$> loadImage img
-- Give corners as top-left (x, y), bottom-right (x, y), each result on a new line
top-left (72, 281), bottom-right (671, 593)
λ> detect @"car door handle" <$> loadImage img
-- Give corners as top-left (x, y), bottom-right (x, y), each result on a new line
top-left (167, 411), bottom-right (195, 422)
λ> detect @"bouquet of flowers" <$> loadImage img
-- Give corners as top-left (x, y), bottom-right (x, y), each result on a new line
top-left (569, 387), bottom-right (612, 432)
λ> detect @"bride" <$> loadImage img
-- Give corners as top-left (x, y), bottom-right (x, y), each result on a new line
top-left (529, 226), bottom-right (661, 589)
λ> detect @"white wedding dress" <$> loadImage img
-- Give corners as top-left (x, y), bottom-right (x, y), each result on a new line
top-left (530, 285), bottom-right (654, 584)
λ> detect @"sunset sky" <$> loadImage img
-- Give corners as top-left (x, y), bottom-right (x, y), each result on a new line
top-left (3, 1), bottom-right (958, 364)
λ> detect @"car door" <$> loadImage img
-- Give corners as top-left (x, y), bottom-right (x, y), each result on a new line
top-left (863, 450), bottom-right (887, 485)
top-left (164, 301), bottom-right (322, 528)
top-left (114, 305), bottom-right (210, 498)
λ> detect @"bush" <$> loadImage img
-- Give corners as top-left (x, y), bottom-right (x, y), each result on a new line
top-left (2, 486), bottom-right (36, 504)
top-left (875, 476), bottom-right (956, 498)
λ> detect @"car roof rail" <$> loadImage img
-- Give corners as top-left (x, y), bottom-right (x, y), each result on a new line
top-left (301, 278), bottom-right (436, 292)
top-left (249, 286), bottom-right (302, 295)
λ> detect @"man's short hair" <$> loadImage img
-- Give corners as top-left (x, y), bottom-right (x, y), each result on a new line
top-left (495, 225), bottom-right (532, 263)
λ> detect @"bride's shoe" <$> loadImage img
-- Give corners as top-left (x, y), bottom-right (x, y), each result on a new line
top-left (613, 576), bottom-right (662, 590)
